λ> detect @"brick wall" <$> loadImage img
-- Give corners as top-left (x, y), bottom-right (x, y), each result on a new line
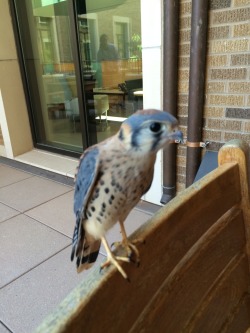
top-left (177, 0), bottom-right (250, 191)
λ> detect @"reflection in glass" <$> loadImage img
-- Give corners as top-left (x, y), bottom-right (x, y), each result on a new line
top-left (18, 0), bottom-right (83, 153)
top-left (77, 0), bottom-right (143, 144)
top-left (16, 0), bottom-right (143, 153)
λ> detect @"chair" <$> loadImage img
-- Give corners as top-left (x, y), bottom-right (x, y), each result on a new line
top-left (65, 98), bottom-right (80, 132)
top-left (36, 139), bottom-right (250, 333)
top-left (125, 78), bottom-right (143, 111)
top-left (94, 94), bottom-right (109, 126)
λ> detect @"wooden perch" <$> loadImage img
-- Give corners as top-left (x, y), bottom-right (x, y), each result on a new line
top-left (36, 139), bottom-right (250, 333)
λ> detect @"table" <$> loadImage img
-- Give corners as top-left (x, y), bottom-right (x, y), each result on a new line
top-left (93, 88), bottom-right (125, 108)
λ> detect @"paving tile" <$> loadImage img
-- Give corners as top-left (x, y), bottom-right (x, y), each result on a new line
top-left (100, 208), bottom-right (152, 256)
top-left (26, 194), bottom-right (155, 247)
top-left (0, 176), bottom-right (71, 212)
top-left (136, 200), bottom-right (161, 215)
top-left (0, 164), bottom-right (32, 188)
top-left (25, 191), bottom-right (75, 238)
top-left (0, 203), bottom-right (19, 223)
top-left (0, 162), bottom-right (159, 333)
top-left (0, 322), bottom-right (11, 333)
top-left (16, 150), bottom-right (78, 176)
top-left (0, 157), bottom-right (74, 187)
top-left (0, 214), bottom-right (71, 288)
top-left (0, 247), bottom-right (105, 333)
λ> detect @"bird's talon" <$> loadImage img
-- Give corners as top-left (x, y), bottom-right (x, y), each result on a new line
top-left (100, 261), bottom-right (109, 272)
top-left (99, 266), bottom-right (105, 275)
top-left (129, 257), bottom-right (136, 264)
top-left (129, 257), bottom-right (140, 267)
top-left (111, 241), bottom-right (119, 249)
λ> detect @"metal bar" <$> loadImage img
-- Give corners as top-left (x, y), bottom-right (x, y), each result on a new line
top-left (186, 0), bottom-right (209, 187)
top-left (68, 0), bottom-right (88, 149)
top-left (9, 0), bottom-right (45, 145)
top-left (161, 0), bottom-right (180, 204)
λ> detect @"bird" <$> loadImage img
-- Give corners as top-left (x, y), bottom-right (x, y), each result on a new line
top-left (71, 109), bottom-right (183, 280)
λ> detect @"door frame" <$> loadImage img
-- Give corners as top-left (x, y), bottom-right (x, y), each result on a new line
top-left (9, 0), bottom-right (92, 158)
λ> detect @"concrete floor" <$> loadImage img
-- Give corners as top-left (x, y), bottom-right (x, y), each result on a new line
top-left (0, 160), bottom-right (160, 333)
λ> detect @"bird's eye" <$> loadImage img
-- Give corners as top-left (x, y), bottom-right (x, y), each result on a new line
top-left (150, 122), bottom-right (162, 133)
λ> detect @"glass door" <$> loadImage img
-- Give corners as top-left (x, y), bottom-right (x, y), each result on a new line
top-left (15, 0), bottom-right (87, 154)
top-left (76, 0), bottom-right (143, 144)
top-left (14, 0), bottom-right (143, 155)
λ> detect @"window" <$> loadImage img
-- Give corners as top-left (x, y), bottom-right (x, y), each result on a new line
top-left (14, 0), bottom-right (143, 155)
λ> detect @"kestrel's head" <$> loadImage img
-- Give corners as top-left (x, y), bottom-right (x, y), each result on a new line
top-left (118, 109), bottom-right (183, 154)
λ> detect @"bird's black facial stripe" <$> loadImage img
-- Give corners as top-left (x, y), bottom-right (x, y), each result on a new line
top-left (151, 131), bottom-right (163, 151)
top-left (131, 128), bottom-right (140, 149)
top-left (118, 128), bottom-right (124, 141)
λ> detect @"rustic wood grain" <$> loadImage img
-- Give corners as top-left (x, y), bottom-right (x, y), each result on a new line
top-left (130, 209), bottom-right (246, 332)
top-left (221, 294), bottom-right (250, 333)
top-left (186, 254), bottom-right (250, 333)
top-left (219, 140), bottom-right (250, 272)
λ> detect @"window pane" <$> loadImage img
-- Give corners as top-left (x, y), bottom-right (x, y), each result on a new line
top-left (18, 0), bottom-right (84, 153)
top-left (77, 0), bottom-right (143, 144)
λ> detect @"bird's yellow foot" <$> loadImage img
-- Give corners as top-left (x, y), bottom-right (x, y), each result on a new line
top-left (112, 238), bottom-right (144, 267)
top-left (100, 253), bottom-right (130, 280)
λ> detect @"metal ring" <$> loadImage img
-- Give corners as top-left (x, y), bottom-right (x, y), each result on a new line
top-left (186, 141), bottom-right (202, 148)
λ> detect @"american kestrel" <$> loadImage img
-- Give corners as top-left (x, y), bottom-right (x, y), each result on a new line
top-left (71, 109), bottom-right (183, 279)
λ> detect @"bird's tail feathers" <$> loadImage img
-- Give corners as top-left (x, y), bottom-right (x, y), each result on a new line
top-left (76, 237), bottom-right (101, 272)
top-left (71, 215), bottom-right (82, 261)
top-left (71, 216), bottom-right (101, 272)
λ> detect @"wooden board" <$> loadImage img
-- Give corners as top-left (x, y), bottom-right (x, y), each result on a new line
top-left (130, 209), bottom-right (247, 332)
top-left (35, 140), bottom-right (250, 333)
top-left (223, 295), bottom-right (250, 333)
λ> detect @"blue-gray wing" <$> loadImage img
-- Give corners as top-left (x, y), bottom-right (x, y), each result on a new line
top-left (71, 147), bottom-right (100, 263)
top-left (74, 147), bottom-right (100, 219)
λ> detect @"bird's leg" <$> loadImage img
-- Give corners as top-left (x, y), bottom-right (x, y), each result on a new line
top-left (100, 236), bottom-right (130, 280)
top-left (112, 221), bottom-right (144, 266)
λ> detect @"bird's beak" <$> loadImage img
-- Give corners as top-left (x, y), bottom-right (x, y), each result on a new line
top-left (168, 127), bottom-right (183, 143)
